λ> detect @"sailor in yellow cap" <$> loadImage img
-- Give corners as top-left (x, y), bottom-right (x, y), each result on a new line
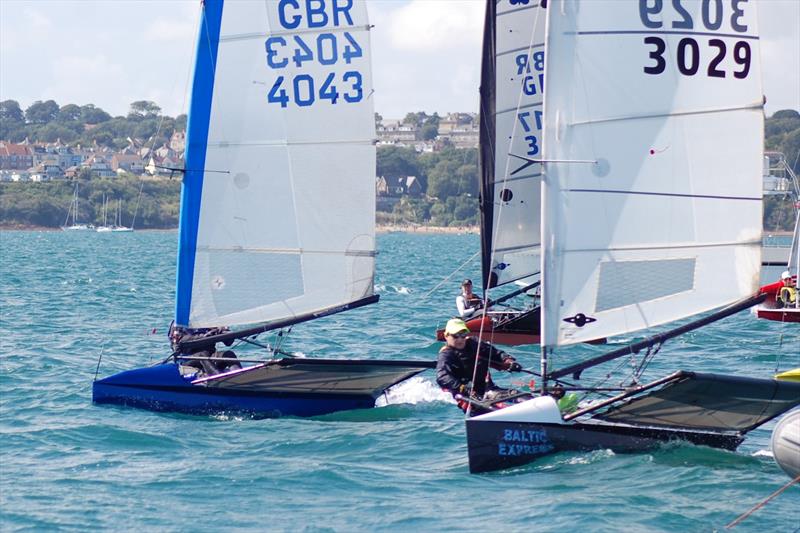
top-left (436, 318), bottom-right (522, 413)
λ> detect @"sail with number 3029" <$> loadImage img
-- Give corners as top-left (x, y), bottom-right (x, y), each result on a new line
top-left (464, 0), bottom-right (800, 473)
top-left (92, 0), bottom-right (433, 418)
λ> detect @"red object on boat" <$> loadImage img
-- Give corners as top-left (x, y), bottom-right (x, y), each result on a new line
top-left (755, 276), bottom-right (799, 323)
top-left (755, 307), bottom-right (800, 323)
top-left (434, 309), bottom-right (607, 346)
top-left (435, 313), bottom-right (540, 346)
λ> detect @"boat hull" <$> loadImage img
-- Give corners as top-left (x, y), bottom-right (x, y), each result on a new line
top-left (465, 418), bottom-right (742, 473)
top-left (435, 308), bottom-right (605, 346)
top-left (436, 310), bottom-right (541, 346)
top-left (755, 307), bottom-right (800, 323)
top-left (93, 358), bottom-right (433, 418)
top-left (771, 410), bottom-right (800, 479)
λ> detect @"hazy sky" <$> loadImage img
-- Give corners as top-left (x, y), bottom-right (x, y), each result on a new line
top-left (1, 0), bottom-right (798, 119)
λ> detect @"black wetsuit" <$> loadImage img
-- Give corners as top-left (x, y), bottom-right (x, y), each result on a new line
top-left (436, 338), bottom-right (510, 399)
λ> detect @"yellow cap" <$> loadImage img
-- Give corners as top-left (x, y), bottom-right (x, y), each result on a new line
top-left (444, 318), bottom-right (470, 336)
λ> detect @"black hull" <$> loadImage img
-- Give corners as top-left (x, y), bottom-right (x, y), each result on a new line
top-left (465, 419), bottom-right (743, 473)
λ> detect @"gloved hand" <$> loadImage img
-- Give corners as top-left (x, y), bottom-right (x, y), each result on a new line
top-left (502, 357), bottom-right (523, 372)
top-left (457, 384), bottom-right (472, 396)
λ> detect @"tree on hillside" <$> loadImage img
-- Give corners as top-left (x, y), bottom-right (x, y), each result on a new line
top-left (128, 100), bottom-right (161, 119)
top-left (377, 146), bottom-right (422, 180)
top-left (175, 114), bottom-right (187, 131)
top-left (773, 109), bottom-right (800, 120)
top-left (421, 123), bottom-right (438, 140)
top-left (80, 104), bottom-right (111, 124)
top-left (1, 100), bottom-right (24, 124)
top-left (35, 123), bottom-right (79, 143)
top-left (403, 111), bottom-right (430, 126)
top-left (57, 104), bottom-right (82, 123)
top-left (25, 100), bottom-right (60, 124)
top-left (0, 100), bottom-right (26, 140)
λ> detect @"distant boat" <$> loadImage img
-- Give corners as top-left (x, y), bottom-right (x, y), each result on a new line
top-left (97, 197), bottom-right (133, 233)
top-left (92, 0), bottom-right (433, 417)
top-left (111, 199), bottom-right (133, 232)
top-left (61, 183), bottom-right (94, 231)
top-left (755, 214), bottom-right (799, 322)
top-left (96, 194), bottom-right (113, 232)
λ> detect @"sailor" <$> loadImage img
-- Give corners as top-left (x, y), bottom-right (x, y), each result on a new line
top-left (456, 279), bottom-right (487, 319)
top-left (436, 318), bottom-right (522, 413)
top-left (777, 271), bottom-right (797, 308)
top-left (169, 322), bottom-right (241, 375)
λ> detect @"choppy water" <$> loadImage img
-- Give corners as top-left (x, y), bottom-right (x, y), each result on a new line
top-left (1, 230), bottom-right (798, 532)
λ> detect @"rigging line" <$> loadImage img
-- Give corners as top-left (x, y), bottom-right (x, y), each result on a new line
top-left (724, 474), bottom-right (800, 529)
top-left (422, 250), bottom-right (480, 299)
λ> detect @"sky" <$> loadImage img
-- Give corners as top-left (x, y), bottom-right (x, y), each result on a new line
top-left (1, 0), bottom-right (798, 120)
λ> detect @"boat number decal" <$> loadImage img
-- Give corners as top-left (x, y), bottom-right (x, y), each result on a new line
top-left (638, 0), bottom-right (754, 79)
top-left (265, 0), bottom-right (365, 108)
top-left (497, 428), bottom-right (554, 457)
top-left (514, 52), bottom-right (544, 155)
top-left (563, 313), bottom-right (596, 327)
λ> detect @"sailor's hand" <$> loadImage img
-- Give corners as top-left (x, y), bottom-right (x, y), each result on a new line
top-left (502, 357), bottom-right (522, 372)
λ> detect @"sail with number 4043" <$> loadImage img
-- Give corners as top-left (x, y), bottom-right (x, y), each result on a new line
top-left (93, 0), bottom-right (434, 419)
top-left (177, 0), bottom-right (377, 329)
top-left (479, 0), bottom-right (546, 290)
top-left (540, 0), bottom-right (764, 347)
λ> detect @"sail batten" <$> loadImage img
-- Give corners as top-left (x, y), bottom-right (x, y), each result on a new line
top-left (176, 0), bottom-right (377, 329)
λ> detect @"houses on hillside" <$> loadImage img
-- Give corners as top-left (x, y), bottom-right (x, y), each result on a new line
top-left (377, 112), bottom-right (479, 151)
top-left (0, 133), bottom-right (185, 182)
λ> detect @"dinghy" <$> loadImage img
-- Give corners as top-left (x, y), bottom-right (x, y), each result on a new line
top-left (464, 0), bottom-right (800, 473)
top-left (756, 215), bottom-right (799, 322)
top-left (93, 0), bottom-right (433, 418)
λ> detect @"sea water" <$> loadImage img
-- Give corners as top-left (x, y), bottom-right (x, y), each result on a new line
top-left (0, 231), bottom-right (797, 532)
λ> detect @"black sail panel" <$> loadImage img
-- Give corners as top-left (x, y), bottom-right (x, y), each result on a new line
top-left (479, 0), bottom-right (497, 291)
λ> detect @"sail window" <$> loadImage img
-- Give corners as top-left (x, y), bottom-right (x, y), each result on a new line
top-left (594, 258), bottom-right (696, 312)
top-left (208, 251), bottom-right (303, 317)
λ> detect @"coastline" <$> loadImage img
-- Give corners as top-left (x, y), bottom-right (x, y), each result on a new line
top-left (0, 225), bottom-right (789, 237)
top-left (1, 224), bottom-right (480, 234)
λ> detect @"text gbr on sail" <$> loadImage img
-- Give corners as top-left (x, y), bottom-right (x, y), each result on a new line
top-left (278, 0), bottom-right (355, 29)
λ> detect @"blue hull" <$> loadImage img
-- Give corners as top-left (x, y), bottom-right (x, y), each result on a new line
top-left (93, 359), bottom-right (432, 418)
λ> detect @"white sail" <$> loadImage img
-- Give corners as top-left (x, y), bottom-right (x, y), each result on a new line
top-left (481, 0), bottom-right (546, 289)
top-left (176, 0), bottom-right (376, 328)
top-left (541, 0), bottom-right (764, 346)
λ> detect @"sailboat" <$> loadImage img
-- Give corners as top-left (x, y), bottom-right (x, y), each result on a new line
top-left (111, 199), bottom-right (133, 232)
top-left (96, 194), bottom-right (113, 232)
top-left (93, 0), bottom-right (433, 417)
top-left (61, 183), bottom-right (93, 231)
top-left (463, 0), bottom-right (800, 473)
top-left (755, 214), bottom-right (799, 322)
top-left (434, 1), bottom-right (547, 346)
